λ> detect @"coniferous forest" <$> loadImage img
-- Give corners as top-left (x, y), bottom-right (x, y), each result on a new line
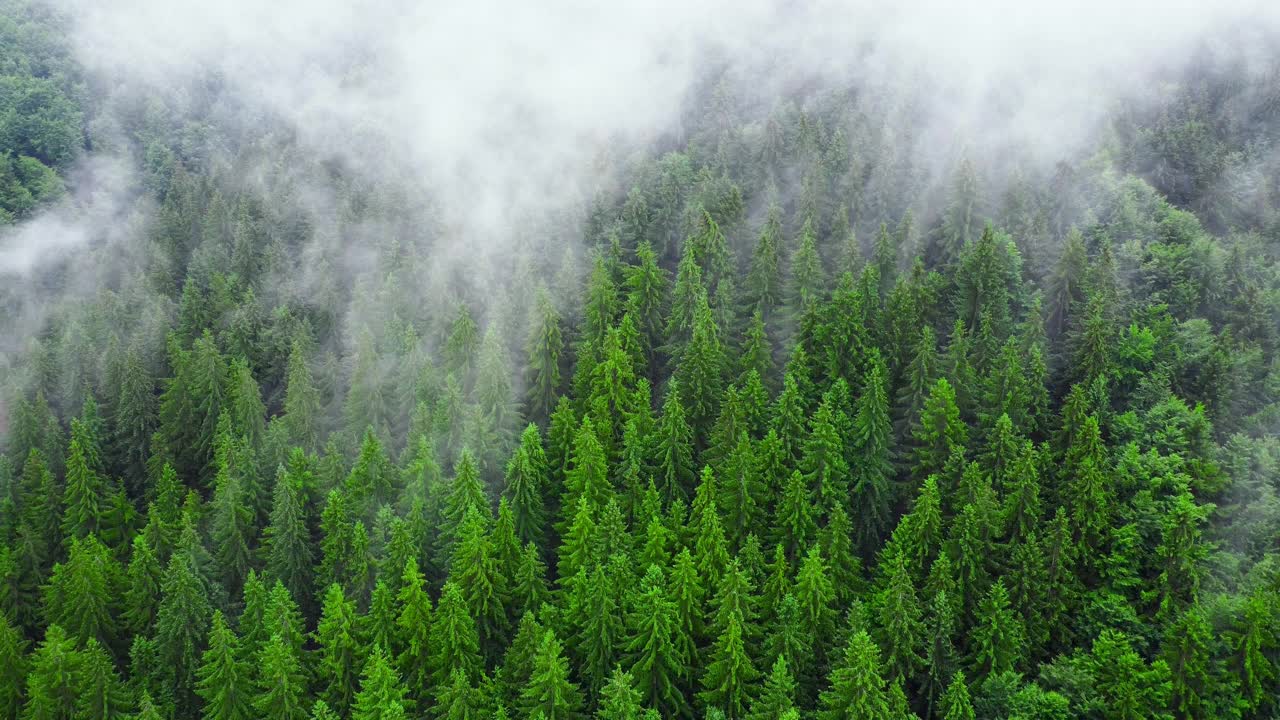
top-left (2, 1), bottom-right (1280, 719)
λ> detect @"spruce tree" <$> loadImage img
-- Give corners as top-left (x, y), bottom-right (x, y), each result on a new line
top-left (849, 355), bottom-right (893, 557)
top-left (655, 382), bottom-right (696, 502)
top-left (504, 424), bottom-right (549, 547)
top-left (971, 579), bottom-right (1023, 680)
top-left (197, 611), bottom-right (252, 720)
top-left (0, 614), bottom-right (26, 720)
top-left (351, 646), bottom-right (412, 720)
top-left (428, 582), bottom-right (483, 687)
top-left (816, 630), bottom-right (891, 720)
top-left (939, 672), bottom-right (975, 720)
top-left (520, 629), bottom-right (585, 720)
top-left (252, 633), bottom-right (307, 720)
top-left (625, 566), bottom-right (688, 718)
top-left (315, 584), bottom-right (363, 715)
top-left (597, 667), bottom-right (645, 720)
top-left (394, 559), bottom-right (434, 703)
top-left (264, 451), bottom-right (314, 610)
top-left (746, 656), bottom-right (797, 720)
top-left (75, 638), bottom-right (131, 720)
top-left (698, 614), bottom-right (758, 719)
top-left (21, 625), bottom-right (78, 720)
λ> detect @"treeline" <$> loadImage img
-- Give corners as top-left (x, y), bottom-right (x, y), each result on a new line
top-left (2, 7), bottom-right (1280, 720)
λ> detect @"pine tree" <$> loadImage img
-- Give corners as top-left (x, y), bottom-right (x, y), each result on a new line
top-left (113, 345), bottom-right (157, 493)
top-left (512, 542), bottom-right (552, 617)
top-left (800, 399), bottom-right (849, 513)
top-left (210, 423), bottom-right (255, 595)
top-left (158, 331), bottom-right (230, 484)
top-left (875, 553), bottom-right (924, 688)
top-left (563, 417), bottom-right (613, 521)
top-left (435, 668), bottom-right (485, 720)
top-left (773, 471), bottom-right (815, 560)
top-left (281, 338), bottom-right (322, 453)
top-left (42, 534), bottom-right (117, 648)
top-left (227, 358), bottom-right (267, 455)
top-left (717, 433), bottom-right (761, 546)
top-left (558, 497), bottom-right (597, 593)
top-left (770, 376), bottom-right (807, 470)
top-left (738, 313), bottom-right (774, 386)
top-left (579, 566), bottom-right (625, 696)
top-left (1155, 488), bottom-right (1211, 620)
top-left (911, 378), bottom-right (966, 481)
top-left (197, 611), bottom-right (252, 720)
top-left (1164, 605), bottom-right (1212, 720)
top-left (1087, 630), bottom-right (1173, 720)
top-left (793, 546), bottom-right (836, 657)
top-left (625, 241), bottom-right (669, 377)
top-left (520, 629), bottom-right (585, 720)
top-left (675, 290), bottom-right (726, 448)
top-left (668, 549), bottom-right (705, 671)
top-left (442, 448), bottom-right (488, 556)
top-left (362, 581), bottom-right (398, 659)
top-left (788, 218), bottom-right (826, 318)
top-left (393, 558), bottom-right (434, 703)
top-left (450, 506), bottom-right (509, 657)
top-left (263, 580), bottom-right (307, 658)
top-left (527, 291), bottom-right (566, 421)
top-left (747, 204), bottom-right (784, 318)
top-left (849, 355), bottom-right (893, 558)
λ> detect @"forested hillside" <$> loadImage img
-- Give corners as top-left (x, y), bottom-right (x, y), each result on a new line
top-left (1, 1), bottom-right (1279, 719)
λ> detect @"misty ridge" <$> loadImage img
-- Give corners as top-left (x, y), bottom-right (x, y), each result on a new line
top-left (0, 0), bottom-right (1279, 719)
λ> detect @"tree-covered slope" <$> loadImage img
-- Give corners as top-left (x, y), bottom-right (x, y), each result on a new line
top-left (0, 3), bottom-right (1278, 720)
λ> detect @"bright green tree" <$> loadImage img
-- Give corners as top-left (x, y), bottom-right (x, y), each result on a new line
top-left (197, 611), bottom-right (252, 720)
